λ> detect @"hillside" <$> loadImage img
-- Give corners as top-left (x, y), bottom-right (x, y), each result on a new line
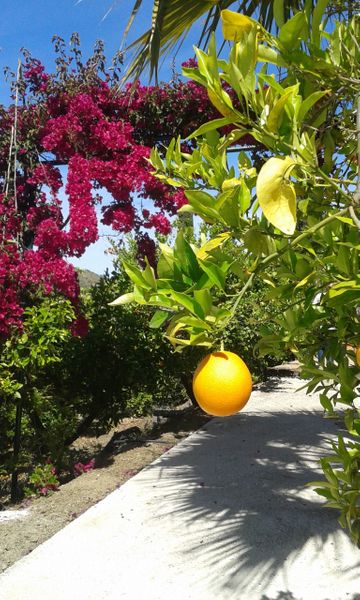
top-left (76, 269), bottom-right (101, 289)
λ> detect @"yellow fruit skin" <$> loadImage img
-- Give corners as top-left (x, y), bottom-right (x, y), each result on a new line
top-left (192, 351), bottom-right (252, 417)
top-left (356, 347), bottom-right (360, 367)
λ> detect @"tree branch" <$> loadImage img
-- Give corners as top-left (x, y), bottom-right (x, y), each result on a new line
top-left (348, 94), bottom-right (360, 229)
top-left (230, 207), bottom-right (350, 317)
top-left (354, 93), bottom-right (360, 206)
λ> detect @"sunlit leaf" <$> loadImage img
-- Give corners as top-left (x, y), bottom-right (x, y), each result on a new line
top-left (256, 156), bottom-right (297, 235)
top-left (221, 10), bottom-right (254, 41)
top-left (169, 291), bottom-right (205, 319)
top-left (298, 90), bottom-right (330, 123)
top-left (197, 232), bottom-right (231, 260)
top-left (186, 117), bottom-right (234, 140)
top-left (108, 292), bottom-right (139, 306)
top-left (273, 0), bottom-right (285, 27)
top-left (208, 89), bottom-right (237, 118)
top-left (279, 12), bottom-right (308, 50)
top-left (311, 0), bottom-right (330, 48)
top-left (149, 310), bottom-right (170, 328)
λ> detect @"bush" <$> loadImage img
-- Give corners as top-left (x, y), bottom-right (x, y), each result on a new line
top-left (0, 242), bottom-right (290, 499)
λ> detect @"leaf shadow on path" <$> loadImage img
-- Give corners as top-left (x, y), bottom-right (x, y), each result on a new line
top-left (139, 404), bottom-right (360, 599)
top-left (260, 594), bottom-right (360, 600)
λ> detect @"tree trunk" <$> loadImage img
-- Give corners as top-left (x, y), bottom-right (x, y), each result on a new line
top-left (10, 398), bottom-right (22, 503)
top-left (180, 373), bottom-right (197, 406)
top-left (63, 398), bottom-right (104, 447)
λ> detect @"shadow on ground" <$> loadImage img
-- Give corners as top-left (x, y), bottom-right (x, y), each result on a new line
top-left (140, 408), bottom-right (360, 597)
top-left (260, 594), bottom-right (360, 600)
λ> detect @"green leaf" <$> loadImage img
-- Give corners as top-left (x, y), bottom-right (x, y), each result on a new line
top-left (198, 259), bottom-right (226, 290)
top-left (257, 45), bottom-right (287, 67)
top-left (320, 394), bottom-right (333, 413)
top-left (142, 257), bottom-right (157, 290)
top-left (150, 146), bottom-right (164, 171)
top-left (166, 332), bottom-right (212, 349)
top-left (336, 246), bottom-right (351, 276)
top-left (244, 228), bottom-right (276, 256)
top-left (186, 117), bottom-right (234, 140)
top-left (123, 261), bottom-right (152, 290)
top-left (194, 288), bottom-right (213, 315)
top-left (215, 189), bottom-right (240, 227)
top-left (174, 231), bottom-right (202, 282)
top-left (266, 89), bottom-right (294, 133)
top-left (328, 279), bottom-right (360, 306)
top-left (208, 87), bottom-right (238, 119)
top-left (279, 12), bottom-right (308, 51)
top-left (147, 293), bottom-right (174, 308)
top-left (273, 0), bottom-right (285, 28)
top-left (237, 180), bottom-right (251, 213)
top-left (259, 73), bottom-right (287, 96)
top-left (197, 232), bottom-right (231, 260)
top-left (108, 292), bottom-right (139, 306)
top-left (149, 310), bottom-right (170, 329)
top-left (157, 252), bottom-right (174, 279)
top-left (311, 0), bottom-right (330, 48)
top-left (323, 130), bottom-right (336, 170)
top-left (169, 291), bottom-right (205, 319)
top-left (184, 189), bottom-right (221, 223)
top-left (298, 90), bottom-right (329, 123)
top-left (308, 481), bottom-right (338, 489)
top-left (172, 313), bottom-right (212, 331)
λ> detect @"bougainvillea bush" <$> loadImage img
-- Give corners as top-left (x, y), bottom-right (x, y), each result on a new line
top-left (0, 37), bottom-right (222, 340)
top-left (0, 37), bottom-right (221, 498)
top-left (0, 35), bottom-right (269, 499)
top-left (5, 32), bottom-right (271, 499)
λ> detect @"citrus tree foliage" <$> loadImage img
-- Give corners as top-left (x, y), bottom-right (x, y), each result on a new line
top-left (123, 0), bottom-right (357, 80)
top-left (114, 3), bottom-right (360, 544)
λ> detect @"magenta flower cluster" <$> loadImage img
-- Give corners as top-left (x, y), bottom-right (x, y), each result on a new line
top-left (73, 458), bottom-right (95, 476)
top-left (0, 52), bottom-right (255, 338)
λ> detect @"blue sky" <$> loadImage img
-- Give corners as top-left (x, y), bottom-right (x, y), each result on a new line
top-left (0, 0), bottom-right (203, 273)
top-left (0, 0), bottom-right (203, 99)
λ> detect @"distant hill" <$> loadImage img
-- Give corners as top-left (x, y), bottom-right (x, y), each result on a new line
top-left (77, 269), bottom-right (101, 289)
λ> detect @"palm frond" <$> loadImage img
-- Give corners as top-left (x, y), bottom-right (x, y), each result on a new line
top-left (124, 0), bottom-right (221, 82)
top-left (123, 0), bottom-right (316, 83)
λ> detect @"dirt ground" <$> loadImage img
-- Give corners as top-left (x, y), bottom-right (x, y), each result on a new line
top-left (0, 408), bottom-right (211, 574)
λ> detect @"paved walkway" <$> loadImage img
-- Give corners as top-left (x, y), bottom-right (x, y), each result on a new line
top-left (1, 377), bottom-right (360, 600)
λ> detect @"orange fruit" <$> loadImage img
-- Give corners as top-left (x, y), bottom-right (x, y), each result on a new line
top-left (356, 347), bottom-right (360, 367)
top-left (192, 350), bottom-right (252, 417)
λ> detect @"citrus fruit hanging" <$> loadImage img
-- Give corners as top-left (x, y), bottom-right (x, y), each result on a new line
top-left (356, 347), bottom-right (360, 367)
top-left (192, 351), bottom-right (252, 417)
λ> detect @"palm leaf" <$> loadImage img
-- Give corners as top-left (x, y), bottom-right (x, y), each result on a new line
top-left (123, 0), bottom-right (316, 82)
top-left (124, 0), bottom-right (222, 82)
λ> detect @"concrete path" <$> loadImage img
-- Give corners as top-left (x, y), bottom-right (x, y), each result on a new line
top-left (1, 377), bottom-right (360, 600)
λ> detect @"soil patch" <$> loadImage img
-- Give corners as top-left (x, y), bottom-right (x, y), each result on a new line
top-left (0, 408), bottom-right (211, 574)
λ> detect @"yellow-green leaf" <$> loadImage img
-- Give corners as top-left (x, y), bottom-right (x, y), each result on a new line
top-left (256, 156), bottom-right (297, 235)
top-left (207, 88), bottom-right (237, 119)
top-left (266, 90), bottom-right (293, 133)
top-left (197, 232), bottom-right (231, 260)
top-left (221, 178), bottom-right (241, 191)
top-left (221, 10), bottom-right (254, 41)
top-left (108, 292), bottom-right (138, 306)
